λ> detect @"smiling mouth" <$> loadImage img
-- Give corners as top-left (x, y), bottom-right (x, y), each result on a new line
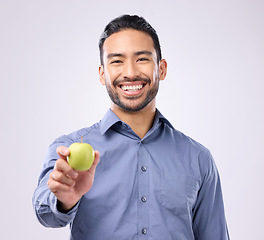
top-left (113, 78), bottom-right (150, 95)
top-left (120, 84), bottom-right (144, 91)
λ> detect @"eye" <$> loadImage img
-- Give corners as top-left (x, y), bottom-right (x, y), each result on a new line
top-left (137, 58), bottom-right (149, 62)
top-left (110, 60), bottom-right (123, 64)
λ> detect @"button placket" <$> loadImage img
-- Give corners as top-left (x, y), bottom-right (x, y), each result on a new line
top-left (137, 143), bottom-right (150, 238)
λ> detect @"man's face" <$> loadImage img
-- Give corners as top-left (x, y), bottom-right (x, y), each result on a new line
top-left (99, 29), bottom-right (167, 112)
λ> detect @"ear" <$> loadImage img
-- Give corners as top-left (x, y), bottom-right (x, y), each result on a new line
top-left (159, 59), bottom-right (167, 81)
top-left (99, 65), bottom-right (105, 85)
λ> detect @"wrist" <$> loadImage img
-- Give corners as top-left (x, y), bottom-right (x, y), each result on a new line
top-left (57, 200), bottom-right (78, 213)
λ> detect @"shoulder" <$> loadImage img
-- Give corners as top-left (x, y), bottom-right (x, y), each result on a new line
top-left (168, 127), bottom-right (214, 173)
top-left (50, 121), bottom-right (102, 148)
top-left (158, 110), bottom-right (210, 159)
top-left (170, 127), bottom-right (210, 155)
top-left (158, 110), bottom-right (212, 166)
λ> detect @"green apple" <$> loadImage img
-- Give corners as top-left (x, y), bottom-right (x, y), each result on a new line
top-left (68, 137), bottom-right (95, 171)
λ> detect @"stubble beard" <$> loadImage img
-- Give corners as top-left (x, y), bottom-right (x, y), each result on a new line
top-left (105, 77), bottom-right (159, 112)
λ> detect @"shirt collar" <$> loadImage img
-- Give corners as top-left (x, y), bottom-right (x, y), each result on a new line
top-left (154, 109), bottom-right (174, 129)
top-left (100, 109), bottom-right (122, 135)
top-left (100, 108), bottom-right (174, 135)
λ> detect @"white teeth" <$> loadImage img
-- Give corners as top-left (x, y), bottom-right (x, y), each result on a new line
top-left (121, 85), bottom-right (143, 91)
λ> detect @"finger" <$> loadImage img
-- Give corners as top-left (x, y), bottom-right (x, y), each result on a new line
top-left (48, 175), bottom-right (73, 193)
top-left (93, 151), bottom-right (100, 166)
top-left (88, 150), bottom-right (100, 175)
top-left (56, 146), bottom-right (70, 161)
top-left (50, 170), bottom-right (75, 187)
top-left (54, 159), bottom-right (78, 179)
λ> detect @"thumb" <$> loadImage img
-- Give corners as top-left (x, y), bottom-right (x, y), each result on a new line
top-left (87, 150), bottom-right (100, 175)
top-left (56, 146), bottom-right (70, 161)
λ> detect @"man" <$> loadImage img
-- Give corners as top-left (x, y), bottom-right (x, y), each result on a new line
top-left (33, 15), bottom-right (229, 239)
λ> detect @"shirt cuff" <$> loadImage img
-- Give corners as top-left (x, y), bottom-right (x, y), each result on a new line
top-left (49, 192), bottom-right (79, 225)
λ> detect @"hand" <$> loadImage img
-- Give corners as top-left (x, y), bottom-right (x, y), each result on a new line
top-left (47, 146), bottom-right (100, 212)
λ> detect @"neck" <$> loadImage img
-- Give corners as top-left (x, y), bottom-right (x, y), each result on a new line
top-left (111, 101), bottom-right (156, 139)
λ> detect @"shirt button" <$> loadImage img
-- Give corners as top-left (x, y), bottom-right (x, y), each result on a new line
top-left (141, 196), bottom-right (147, 202)
top-left (142, 228), bottom-right (147, 234)
top-left (141, 166), bottom-right (147, 172)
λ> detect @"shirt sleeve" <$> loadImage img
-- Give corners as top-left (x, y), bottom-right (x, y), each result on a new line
top-left (32, 136), bottom-right (79, 228)
top-left (192, 151), bottom-right (230, 240)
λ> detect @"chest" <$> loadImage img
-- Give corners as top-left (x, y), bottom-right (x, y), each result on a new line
top-left (88, 139), bottom-right (201, 215)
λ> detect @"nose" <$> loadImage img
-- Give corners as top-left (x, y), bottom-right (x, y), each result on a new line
top-left (122, 60), bottom-right (139, 79)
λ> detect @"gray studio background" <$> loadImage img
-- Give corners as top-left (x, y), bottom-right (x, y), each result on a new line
top-left (1, 0), bottom-right (263, 239)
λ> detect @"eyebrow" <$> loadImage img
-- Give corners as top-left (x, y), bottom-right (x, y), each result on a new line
top-left (106, 51), bottom-right (153, 59)
top-left (134, 50), bottom-right (153, 56)
top-left (106, 53), bottom-right (124, 59)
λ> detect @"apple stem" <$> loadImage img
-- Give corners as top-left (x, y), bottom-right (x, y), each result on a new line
top-left (81, 136), bottom-right (83, 143)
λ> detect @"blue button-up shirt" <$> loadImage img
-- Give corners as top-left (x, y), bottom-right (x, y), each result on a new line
top-left (33, 109), bottom-right (229, 239)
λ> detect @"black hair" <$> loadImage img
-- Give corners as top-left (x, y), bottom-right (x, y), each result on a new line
top-left (99, 14), bottom-right (162, 65)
